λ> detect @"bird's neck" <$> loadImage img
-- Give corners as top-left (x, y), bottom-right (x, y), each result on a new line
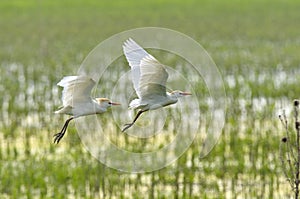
top-left (167, 92), bottom-right (178, 103)
top-left (99, 104), bottom-right (109, 111)
top-left (93, 100), bottom-right (108, 113)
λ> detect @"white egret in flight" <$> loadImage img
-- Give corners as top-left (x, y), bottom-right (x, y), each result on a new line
top-left (54, 75), bottom-right (120, 143)
top-left (122, 38), bottom-right (191, 132)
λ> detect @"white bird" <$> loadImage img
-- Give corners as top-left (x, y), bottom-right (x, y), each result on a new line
top-left (122, 38), bottom-right (192, 132)
top-left (54, 75), bottom-right (120, 143)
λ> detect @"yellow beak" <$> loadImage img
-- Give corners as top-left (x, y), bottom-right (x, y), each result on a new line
top-left (182, 92), bottom-right (192, 96)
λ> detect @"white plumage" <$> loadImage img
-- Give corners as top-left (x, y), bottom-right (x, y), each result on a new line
top-left (122, 38), bottom-right (191, 132)
top-left (54, 75), bottom-right (120, 143)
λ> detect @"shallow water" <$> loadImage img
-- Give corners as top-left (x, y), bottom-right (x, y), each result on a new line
top-left (0, 60), bottom-right (298, 197)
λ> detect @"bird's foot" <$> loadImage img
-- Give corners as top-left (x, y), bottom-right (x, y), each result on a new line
top-left (122, 123), bottom-right (133, 132)
top-left (53, 132), bottom-right (65, 144)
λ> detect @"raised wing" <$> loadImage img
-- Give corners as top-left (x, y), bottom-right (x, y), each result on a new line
top-left (57, 76), bottom-right (95, 106)
top-left (123, 38), bottom-right (155, 98)
top-left (139, 55), bottom-right (168, 100)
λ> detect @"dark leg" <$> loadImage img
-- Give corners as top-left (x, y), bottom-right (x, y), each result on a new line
top-left (122, 110), bottom-right (144, 132)
top-left (54, 117), bottom-right (74, 144)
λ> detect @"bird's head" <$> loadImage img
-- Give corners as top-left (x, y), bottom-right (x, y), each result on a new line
top-left (169, 90), bottom-right (192, 98)
top-left (96, 98), bottom-right (120, 109)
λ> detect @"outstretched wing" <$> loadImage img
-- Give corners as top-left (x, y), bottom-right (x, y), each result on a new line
top-left (57, 76), bottom-right (95, 106)
top-left (123, 38), bottom-right (155, 98)
top-left (139, 55), bottom-right (168, 100)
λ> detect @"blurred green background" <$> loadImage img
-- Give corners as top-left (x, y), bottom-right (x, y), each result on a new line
top-left (0, 0), bottom-right (300, 198)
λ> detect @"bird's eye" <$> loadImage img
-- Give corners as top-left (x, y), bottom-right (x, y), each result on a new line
top-left (108, 102), bottom-right (112, 105)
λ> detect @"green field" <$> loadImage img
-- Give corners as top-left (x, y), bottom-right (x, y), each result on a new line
top-left (1, 0), bottom-right (300, 198)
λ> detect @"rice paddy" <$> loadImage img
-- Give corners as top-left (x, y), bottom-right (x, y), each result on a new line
top-left (1, 0), bottom-right (300, 198)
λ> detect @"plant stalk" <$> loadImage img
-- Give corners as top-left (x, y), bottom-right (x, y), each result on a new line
top-left (295, 100), bottom-right (299, 199)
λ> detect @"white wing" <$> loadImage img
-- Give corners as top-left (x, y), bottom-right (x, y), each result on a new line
top-left (57, 76), bottom-right (95, 106)
top-left (123, 38), bottom-right (155, 98)
top-left (139, 55), bottom-right (168, 100)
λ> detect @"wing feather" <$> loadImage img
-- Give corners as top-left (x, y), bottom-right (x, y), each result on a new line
top-left (123, 38), bottom-right (169, 101)
top-left (123, 38), bottom-right (155, 98)
top-left (139, 55), bottom-right (168, 100)
top-left (57, 76), bottom-right (95, 106)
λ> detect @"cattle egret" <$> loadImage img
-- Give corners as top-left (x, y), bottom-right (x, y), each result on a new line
top-left (54, 75), bottom-right (120, 143)
top-left (122, 38), bottom-right (192, 132)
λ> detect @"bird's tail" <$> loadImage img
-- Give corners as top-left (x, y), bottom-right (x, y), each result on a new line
top-left (55, 105), bottom-right (72, 115)
top-left (129, 99), bottom-right (141, 109)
